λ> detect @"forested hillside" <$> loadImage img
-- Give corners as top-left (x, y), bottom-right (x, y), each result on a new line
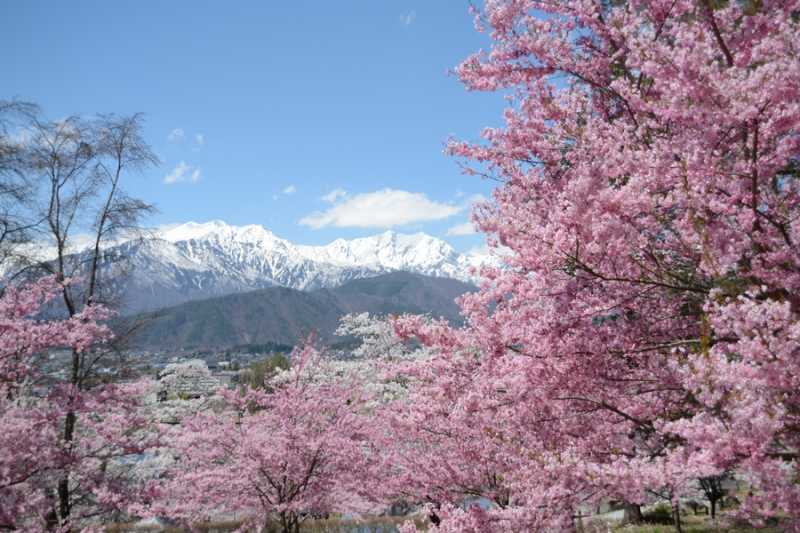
top-left (125, 272), bottom-right (473, 349)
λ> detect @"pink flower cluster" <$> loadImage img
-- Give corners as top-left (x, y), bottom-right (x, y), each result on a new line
top-left (0, 278), bottom-right (159, 531)
top-left (148, 344), bottom-right (380, 531)
top-left (5, 2), bottom-right (800, 531)
top-left (386, 0), bottom-right (800, 530)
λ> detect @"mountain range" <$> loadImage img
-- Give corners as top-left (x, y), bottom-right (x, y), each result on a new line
top-left (29, 220), bottom-right (490, 314)
top-left (125, 271), bottom-right (474, 351)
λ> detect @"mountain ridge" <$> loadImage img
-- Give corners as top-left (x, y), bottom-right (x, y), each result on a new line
top-left (63, 221), bottom-right (491, 314)
top-left (125, 271), bottom-right (474, 350)
top-left (5, 220), bottom-right (492, 315)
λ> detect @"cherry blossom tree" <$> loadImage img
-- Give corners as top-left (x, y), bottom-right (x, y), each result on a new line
top-left (0, 104), bottom-right (161, 527)
top-left (393, 0), bottom-right (800, 530)
top-left (0, 277), bottom-right (160, 531)
top-left (0, 277), bottom-right (99, 530)
top-left (328, 313), bottom-right (432, 406)
top-left (152, 344), bottom-right (379, 533)
top-left (336, 312), bottom-right (418, 361)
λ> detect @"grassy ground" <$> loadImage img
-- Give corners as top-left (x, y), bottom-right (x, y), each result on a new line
top-left (582, 510), bottom-right (786, 533)
top-left (108, 515), bottom-right (423, 532)
top-left (110, 513), bottom-right (788, 533)
top-left (109, 505), bottom-right (788, 532)
top-left (296, 515), bottom-right (422, 532)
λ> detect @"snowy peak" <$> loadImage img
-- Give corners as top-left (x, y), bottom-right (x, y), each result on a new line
top-left (159, 220), bottom-right (286, 247)
top-left (21, 220), bottom-right (491, 314)
top-left (155, 221), bottom-right (471, 275)
top-left (298, 230), bottom-right (458, 270)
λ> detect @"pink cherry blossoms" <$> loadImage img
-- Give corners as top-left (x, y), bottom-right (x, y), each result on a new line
top-left (4, 3), bottom-right (799, 531)
top-left (391, 0), bottom-right (800, 530)
top-left (152, 344), bottom-right (379, 533)
top-left (0, 278), bottom-right (159, 531)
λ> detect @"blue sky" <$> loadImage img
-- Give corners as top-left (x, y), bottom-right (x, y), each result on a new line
top-left (1, 1), bottom-right (505, 251)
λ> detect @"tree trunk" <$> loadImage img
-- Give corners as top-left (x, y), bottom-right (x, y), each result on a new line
top-left (672, 500), bottom-right (683, 533)
top-left (710, 498), bottom-right (717, 519)
top-left (55, 344), bottom-right (80, 527)
top-left (57, 407), bottom-right (77, 527)
top-left (277, 512), bottom-right (300, 533)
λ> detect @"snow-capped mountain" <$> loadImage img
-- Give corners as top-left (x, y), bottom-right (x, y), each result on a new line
top-left (56, 221), bottom-right (491, 314)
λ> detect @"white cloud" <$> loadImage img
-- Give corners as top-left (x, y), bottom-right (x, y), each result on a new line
top-left (283, 185), bottom-right (297, 195)
top-left (167, 128), bottom-right (185, 142)
top-left (464, 193), bottom-right (487, 206)
top-left (195, 133), bottom-right (205, 146)
top-left (400, 10), bottom-right (416, 26)
top-left (300, 188), bottom-right (461, 229)
top-left (468, 242), bottom-right (512, 259)
top-left (446, 221), bottom-right (477, 236)
top-left (164, 161), bottom-right (201, 185)
top-left (321, 188), bottom-right (347, 204)
top-left (466, 243), bottom-right (490, 257)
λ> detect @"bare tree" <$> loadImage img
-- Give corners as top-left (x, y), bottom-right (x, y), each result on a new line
top-left (0, 100), bottom-right (40, 270)
top-left (9, 108), bottom-right (158, 524)
top-left (22, 112), bottom-right (158, 309)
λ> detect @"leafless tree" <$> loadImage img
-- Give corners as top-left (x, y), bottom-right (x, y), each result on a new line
top-left (3, 106), bottom-right (159, 524)
top-left (23, 112), bottom-right (157, 310)
top-left (0, 100), bottom-right (40, 270)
